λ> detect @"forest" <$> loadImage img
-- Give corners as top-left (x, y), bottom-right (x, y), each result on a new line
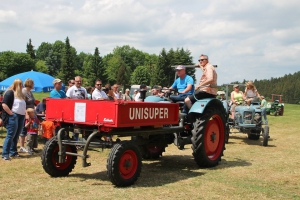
top-left (0, 37), bottom-right (299, 104)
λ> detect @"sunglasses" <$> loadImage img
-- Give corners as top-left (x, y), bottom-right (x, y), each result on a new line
top-left (198, 59), bottom-right (207, 62)
top-left (96, 84), bottom-right (102, 86)
top-left (71, 82), bottom-right (75, 84)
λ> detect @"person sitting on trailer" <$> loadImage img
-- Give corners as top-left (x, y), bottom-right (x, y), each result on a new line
top-left (152, 86), bottom-right (165, 98)
top-left (92, 80), bottom-right (108, 100)
top-left (135, 84), bottom-right (147, 102)
top-left (50, 79), bottom-right (67, 99)
top-left (66, 76), bottom-right (88, 99)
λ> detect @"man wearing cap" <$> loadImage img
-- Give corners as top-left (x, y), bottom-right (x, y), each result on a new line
top-left (50, 79), bottom-right (67, 99)
top-left (260, 95), bottom-right (268, 125)
top-left (169, 65), bottom-right (194, 112)
top-left (185, 54), bottom-right (217, 111)
top-left (92, 80), bottom-right (108, 100)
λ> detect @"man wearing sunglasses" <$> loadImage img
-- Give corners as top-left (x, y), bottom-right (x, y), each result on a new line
top-left (92, 80), bottom-right (108, 100)
top-left (66, 76), bottom-right (87, 99)
top-left (185, 54), bottom-right (217, 111)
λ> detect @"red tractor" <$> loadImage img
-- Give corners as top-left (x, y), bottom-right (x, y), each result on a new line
top-left (42, 95), bottom-right (226, 187)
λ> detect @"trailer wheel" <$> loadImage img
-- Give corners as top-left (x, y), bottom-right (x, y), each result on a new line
top-left (191, 107), bottom-right (225, 168)
top-left (142, 145), bottom-right (166, 159)
top-left (41, 137), bottom-right (77, 177)
top-left (263, 126), bottom-right (269, 146)
top-left (107, 141), bottom-right (142, 187)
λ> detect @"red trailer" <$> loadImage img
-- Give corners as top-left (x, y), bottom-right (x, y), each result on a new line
top-left (42, 98), bottom-right (226, 187)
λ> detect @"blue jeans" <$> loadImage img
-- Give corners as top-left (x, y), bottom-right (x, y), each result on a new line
top-left (261, 108), bottom-right (268, 125)
top-left (170, 94), bottom-right (188, 113)
top-left (2, 113), bottom-right (25, 158)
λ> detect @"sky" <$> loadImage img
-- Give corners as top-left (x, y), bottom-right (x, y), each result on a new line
top-left (1, 0), bottom-right (300, 85)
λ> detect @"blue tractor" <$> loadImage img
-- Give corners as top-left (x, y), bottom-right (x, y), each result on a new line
top-left (225, 84), bottom-right (269, 146)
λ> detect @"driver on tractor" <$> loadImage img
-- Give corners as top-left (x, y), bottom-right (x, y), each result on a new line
top-left (185, 54), bottom-right (217, 112)
top-left (168, 65), bottom-right (195, 113)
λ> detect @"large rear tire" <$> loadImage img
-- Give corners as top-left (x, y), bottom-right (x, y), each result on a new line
top-left (191, 107), bottom-right (226, 168)
top-left (107, 141), bottom-right (142, 187)
top-left (41, 137), bottom-right (77, 177)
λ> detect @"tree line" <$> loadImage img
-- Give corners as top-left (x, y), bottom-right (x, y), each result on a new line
top-left (0, 37), bottom-right (195, 89)
top-left (1, 37), bottom-right (299, 104)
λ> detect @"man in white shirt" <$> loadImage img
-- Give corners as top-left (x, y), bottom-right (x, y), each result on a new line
top-left (92, 80), bottom-right (108, 100)
top-left (66, 76), bottom-right (87, 99)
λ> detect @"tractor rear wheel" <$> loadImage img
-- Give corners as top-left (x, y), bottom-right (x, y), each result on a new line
top-left (191, 107), bottom-right (226, 168)
top-left (107, 141), bottom-right (142, 187)
top-left (263, 126), bottom-right (269, 146)
top-left (280, 106), bottom-right (284, 116)
top-left (41, 137), bottom-right (77, 177)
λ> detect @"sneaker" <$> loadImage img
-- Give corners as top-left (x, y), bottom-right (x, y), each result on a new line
top-left (2, 157), bottom-right (11, 161)
top-left (19, 147), bottom-right (28, 153)
top-left (10, 154), bottom-right (22, 158)
top-left (31, 149), bottom-right (38, 153)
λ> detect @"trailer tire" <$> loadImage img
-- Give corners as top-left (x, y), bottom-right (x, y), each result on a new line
top-left (41, 137), bottom-right (77, 177)
top-left (263, 126), bottom-right (269, 146)
top-left (107, 141), bottom-right (142, 187)
top-left (191, 107), bottom-right (226, 168)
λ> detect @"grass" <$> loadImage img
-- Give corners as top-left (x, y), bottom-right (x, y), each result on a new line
top-left (32, 92), bottom-right (50, 101)
top-left (0, 104), bottom-right (300, 199)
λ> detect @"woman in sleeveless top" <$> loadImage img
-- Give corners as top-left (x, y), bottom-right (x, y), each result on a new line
top-left (230, 84), bottom-right (244, 119)
top-left (243, 81), bottom-right (261, 105)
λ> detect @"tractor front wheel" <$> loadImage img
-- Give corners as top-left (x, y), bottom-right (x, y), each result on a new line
top-left (107, 141), bottom-right (142, 187)
top-left (263, 126), bottom-right (269, 146)
top-left (41, 137), bottom-right (77, 177)
top-left (191, 107), bottom-right (226, 168)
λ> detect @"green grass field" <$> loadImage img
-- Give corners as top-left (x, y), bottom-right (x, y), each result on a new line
top-left (0, 104), bottom-right (300, 199)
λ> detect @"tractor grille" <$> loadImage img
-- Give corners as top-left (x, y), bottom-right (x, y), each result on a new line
top-left (243, 111), bottom-right (253, 124)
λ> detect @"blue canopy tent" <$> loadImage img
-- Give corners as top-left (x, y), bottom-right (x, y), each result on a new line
top-left (0, 70), bottom-right (63, 92)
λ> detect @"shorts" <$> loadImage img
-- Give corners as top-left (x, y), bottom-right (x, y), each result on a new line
top-left (231, 103), bottom-right (242, 112)
top-left (20, 126), bottom-right (27, 137)
top-left (188, 91), bottom-right (216, 104)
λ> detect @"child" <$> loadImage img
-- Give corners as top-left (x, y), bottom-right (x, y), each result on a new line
top-left (41, 120), bottom-right (55, 143)
top-left (25, 108), bottom-right (40, 155)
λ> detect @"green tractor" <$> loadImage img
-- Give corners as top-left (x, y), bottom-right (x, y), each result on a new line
top-left (266, 94), bottom-right (284, 116)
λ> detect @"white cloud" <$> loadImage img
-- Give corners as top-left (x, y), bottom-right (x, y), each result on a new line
top-left (0, 0), bottom-right (300, 84)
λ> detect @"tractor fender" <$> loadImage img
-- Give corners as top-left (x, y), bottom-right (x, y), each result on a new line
top-left (189, 98), bottom-right (225, 114)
